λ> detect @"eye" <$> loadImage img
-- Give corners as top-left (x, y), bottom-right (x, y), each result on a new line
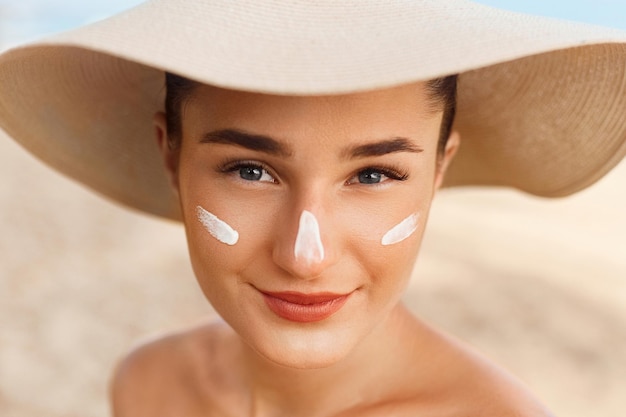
top-left (357, 169), bottom-right (385, 184)
top-left (222, 161), bottom-right (277, 183)
top-left (347, 167), bottom-right (408, 186)
top-left (238, 165), bottom-right (272, 182)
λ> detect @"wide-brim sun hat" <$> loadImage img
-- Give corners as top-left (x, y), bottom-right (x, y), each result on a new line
top-left (0, 0), bottom-right (625, 221)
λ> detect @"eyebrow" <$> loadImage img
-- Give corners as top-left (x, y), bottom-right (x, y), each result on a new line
top-left (200, 129), bottom-right (423, 159)
top-left (200, 129), bottom-right (293, 157)
top-left (343, 137), bottom-right (423, 159)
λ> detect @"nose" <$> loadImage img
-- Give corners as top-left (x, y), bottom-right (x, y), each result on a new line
top-left (272, 207), bottom-right (339, 280)
top-left (294, 210), bottom-right (325, 265)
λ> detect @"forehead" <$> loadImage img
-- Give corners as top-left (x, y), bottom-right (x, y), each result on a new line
top-left (181, 82), bottom-right (443, 150)
top-left (186, 82), bottom-right (435, 123)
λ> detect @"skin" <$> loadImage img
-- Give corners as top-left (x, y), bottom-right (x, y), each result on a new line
top-left (110, 82), bottom-right (554, 417)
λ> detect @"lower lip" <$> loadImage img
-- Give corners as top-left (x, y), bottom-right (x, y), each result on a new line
top-left (261, 292), bottom-right (351, 323)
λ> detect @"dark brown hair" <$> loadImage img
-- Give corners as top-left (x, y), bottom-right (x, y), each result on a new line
top-left (426, 75), bottom-right (458, 156)
top-left (164, 72), bottom-right (457, 156)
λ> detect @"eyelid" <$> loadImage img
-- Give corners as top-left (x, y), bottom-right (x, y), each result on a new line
top-left (346, 165), bottom-right (409, 186)
top-left (218, 159), bottom-right (279, 183)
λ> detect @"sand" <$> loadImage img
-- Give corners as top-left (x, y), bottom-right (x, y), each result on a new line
top-left (0, 131), bottom-right (624, 417)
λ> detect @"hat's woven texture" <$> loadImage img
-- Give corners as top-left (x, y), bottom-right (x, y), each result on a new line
top-left (0, 0), bottom-right (625, 219)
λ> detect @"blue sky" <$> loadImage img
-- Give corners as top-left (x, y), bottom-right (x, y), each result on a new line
top-left (1, 0), bottom-right (625, 49)
top-left (478, 0), bottom-right (626, 29)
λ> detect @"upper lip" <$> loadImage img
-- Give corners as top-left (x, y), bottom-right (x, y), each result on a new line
top-left (259, 290), bottom-right (351, 305)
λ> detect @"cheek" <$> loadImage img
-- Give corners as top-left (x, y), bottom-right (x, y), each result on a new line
top-left (340, 192), bottom-right (428, 248)
top-left (381, 213), bottom-right (420, 246)
top-left (182, 202), bottom-right (275, 324)
top-left (196, 206), bottom-right (239, 245)
top-left (182, 193), bottom-right (278, 278)
top-left (339, 197), bottom-right (429, 287)
top-left (178, 163), bottom-right (277, 262)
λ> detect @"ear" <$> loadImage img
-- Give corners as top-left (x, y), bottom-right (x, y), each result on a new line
top-left (433, 130), bottom-right (460, 191)
top-left (154, 111), bottom-right (180, 193)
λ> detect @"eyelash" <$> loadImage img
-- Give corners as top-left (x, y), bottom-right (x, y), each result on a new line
top-left (346, 165), bottom-right (409, 186)
top-left (217, 160), bottom-right (409, 185)
top-left (218, 160), bottom-right (278, 182)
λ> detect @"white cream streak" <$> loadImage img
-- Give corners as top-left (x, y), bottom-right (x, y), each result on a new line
top-left (294, 210), bottom-right (325, 264)
top-left (381, 213), bottom-right (419, 246)
top-left (196, 206), bottom-right (239, 246)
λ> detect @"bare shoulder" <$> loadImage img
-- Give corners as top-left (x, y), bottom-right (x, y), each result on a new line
top-left (423, 323), bottom-right (556, 417)
top-left (452, 361), bottom-right (556, 417)
top-left (110, 320), bottom-right (238, 417)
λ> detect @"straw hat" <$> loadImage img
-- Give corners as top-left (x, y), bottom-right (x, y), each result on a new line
top-left (0, 0), bottom-right (625, 220)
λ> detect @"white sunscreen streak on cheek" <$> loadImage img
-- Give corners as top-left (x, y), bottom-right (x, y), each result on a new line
top-left (381, 213), bottom-right (420, 246)
top-left (294, 210), bottom-right (325, 264)
top-left (196, 206), bottom-right (239, 246)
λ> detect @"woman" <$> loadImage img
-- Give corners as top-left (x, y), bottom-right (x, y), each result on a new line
top-left (0, 0), bottom-right (625, 415)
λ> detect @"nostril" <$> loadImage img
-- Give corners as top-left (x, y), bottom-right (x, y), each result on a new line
top-left (294, 210), bottom-right (325, 264)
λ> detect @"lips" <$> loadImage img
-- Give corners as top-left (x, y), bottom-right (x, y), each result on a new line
top-left (260, 290), bottom-right (351, 323)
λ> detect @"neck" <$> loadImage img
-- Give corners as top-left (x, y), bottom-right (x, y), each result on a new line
top-left (237, 303), bottom-right (428, 417)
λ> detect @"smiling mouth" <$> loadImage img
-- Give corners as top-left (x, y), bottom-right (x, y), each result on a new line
top-left (259, 290), bottom-right (352, 323)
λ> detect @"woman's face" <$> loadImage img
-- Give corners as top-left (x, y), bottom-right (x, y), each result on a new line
top-left (157, 82), bottom-right (459, 368)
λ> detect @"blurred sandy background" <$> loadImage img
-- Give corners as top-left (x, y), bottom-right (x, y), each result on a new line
top-left (1, 126), bottom-right (625, 417)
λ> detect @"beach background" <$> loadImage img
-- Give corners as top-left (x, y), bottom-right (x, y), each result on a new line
top-left (0, 1), bottom-right (624, 416)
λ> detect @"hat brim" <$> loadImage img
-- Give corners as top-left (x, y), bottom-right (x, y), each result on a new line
top-left (1, 0), bottom-right (626, 220)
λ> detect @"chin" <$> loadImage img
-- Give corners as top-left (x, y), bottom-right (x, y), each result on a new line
top-left (266, 352), bottom-right (347, 370)
top-left (245, 320), bottom-right (363, 370)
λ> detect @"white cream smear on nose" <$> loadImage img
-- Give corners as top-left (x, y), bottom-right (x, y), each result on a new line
top-left (294, 210), bottom-right (325, 264)
top-left (196, 206), bottom-right (239, 246)
top-left (381, 213), bottom-right (419, 246)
